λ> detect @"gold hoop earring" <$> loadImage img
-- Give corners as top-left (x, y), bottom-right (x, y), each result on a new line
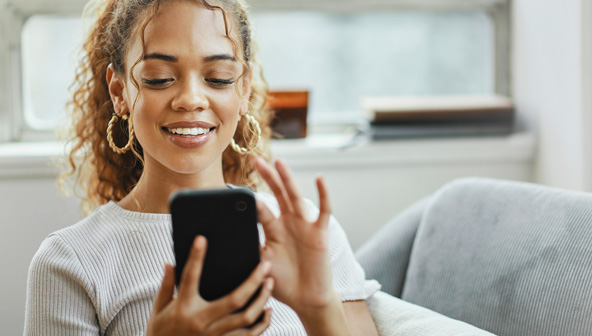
top-left (107, 113), bottom-right (135, 154)
top-left (231, 113), bottom-right (262, 155)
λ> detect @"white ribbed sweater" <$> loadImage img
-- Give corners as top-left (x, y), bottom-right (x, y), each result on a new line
top-left (24, 192), bottom-right (380, 336)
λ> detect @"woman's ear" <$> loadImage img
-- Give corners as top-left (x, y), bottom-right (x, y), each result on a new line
top-left (240, 67), bottom-right (253, 116)
top-left (106, 64), bottom-right (128, 116)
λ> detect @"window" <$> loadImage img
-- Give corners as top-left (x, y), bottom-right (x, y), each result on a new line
top-left (254, 11), bottom-right (494, 123)
top-left (0, 0), bottom-right (510, 141)
top-left (22, 15), bottom-right (82, 130)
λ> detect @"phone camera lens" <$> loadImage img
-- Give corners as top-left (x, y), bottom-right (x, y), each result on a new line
top-left (236, 201), bottom-right (248, 212)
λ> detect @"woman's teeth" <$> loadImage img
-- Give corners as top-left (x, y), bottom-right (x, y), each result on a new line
top-left (167, 127), bottom-right (212, 136)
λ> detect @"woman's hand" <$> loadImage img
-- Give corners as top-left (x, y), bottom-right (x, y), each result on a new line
top-left (253, 158), bottom-right (339, 314)
top-left (147, 236), bottom-right (274, 336)
top-left (255, 158), bottom-right (352, 335)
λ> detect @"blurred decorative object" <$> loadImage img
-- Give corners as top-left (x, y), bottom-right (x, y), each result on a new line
top-left (267, 90), bottom-right (309, 139)
top-left (361, 95), bottom-right (514, 139)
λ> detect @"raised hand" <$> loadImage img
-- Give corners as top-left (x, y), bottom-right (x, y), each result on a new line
top-left (147, 236), bottom-right (274, 336)
top-left (253, 158), bottom-right (340, 315)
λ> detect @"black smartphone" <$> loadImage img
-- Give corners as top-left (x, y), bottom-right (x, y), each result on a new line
top-left (170, 188), bottom-right (262, 316)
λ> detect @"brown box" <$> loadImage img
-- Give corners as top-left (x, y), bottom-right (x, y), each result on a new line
top-left (267, 91), bottom-right (309, 139)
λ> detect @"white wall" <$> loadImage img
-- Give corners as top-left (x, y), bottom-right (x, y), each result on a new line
top-left (512, 0), bottom-right (590, 190)
top-left (0, 176), bottom-right (82, 334)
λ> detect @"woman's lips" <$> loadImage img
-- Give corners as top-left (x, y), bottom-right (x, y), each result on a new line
top-left (163, 127), bottom-right (215, 148)
top-left (163, 120), bottom-right (215, 129)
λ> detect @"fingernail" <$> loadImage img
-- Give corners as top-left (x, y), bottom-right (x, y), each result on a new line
top-left (194, 236), bottom-right (203, 249)
top-left (261, 261), bottom-right (272, 275)
top-left (265, 278), bottom-right (274, 290)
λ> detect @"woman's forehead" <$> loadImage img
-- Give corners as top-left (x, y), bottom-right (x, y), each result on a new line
top-left (129, 1), bottom-right (238, 60)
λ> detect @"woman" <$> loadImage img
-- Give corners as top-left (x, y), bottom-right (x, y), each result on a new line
top-left (24, 0), bottom-right (380, 335)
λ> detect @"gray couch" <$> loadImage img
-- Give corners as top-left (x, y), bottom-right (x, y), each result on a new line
top-left (357, 178), bottom-right (592, 335)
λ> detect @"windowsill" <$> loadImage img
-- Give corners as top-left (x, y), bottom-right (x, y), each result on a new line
top-left (0, 141), bottom-right (66, 178)
top-left (271, 131), bottom-right (536, 169)
top-left (0, 131), bottom-right (536, 179)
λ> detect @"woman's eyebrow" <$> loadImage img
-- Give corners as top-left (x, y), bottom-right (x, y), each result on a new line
top-left (142, 53), bottom-right (236, 63)
top-left (143, 53), bottom-right (178, 62)
top-left (203, 54), bottom-right (237, 63)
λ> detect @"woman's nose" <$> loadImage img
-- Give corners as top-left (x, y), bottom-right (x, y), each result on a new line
top-left (171, 77), bottom-right (209, 112)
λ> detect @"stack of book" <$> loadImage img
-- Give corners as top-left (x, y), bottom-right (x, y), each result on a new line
top-left (360, 95), bottom-right (514, 140)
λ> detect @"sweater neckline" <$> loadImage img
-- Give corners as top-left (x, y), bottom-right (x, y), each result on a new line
top-left (105, 201), bottom-right (172, 222)
top-left (103, 184), bottom-right (244, 222)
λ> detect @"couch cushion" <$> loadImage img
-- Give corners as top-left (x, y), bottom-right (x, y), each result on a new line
top-left (367, 291), bottom-right (494, 335)
top-left (401, 177), bottom-right (592, 335)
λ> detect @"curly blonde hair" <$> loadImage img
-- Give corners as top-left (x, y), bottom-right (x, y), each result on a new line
top-left (60, 0), bottom-right (271, 214)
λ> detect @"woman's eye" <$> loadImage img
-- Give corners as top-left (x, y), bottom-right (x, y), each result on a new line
top-left (142, 78), bottom-right (174, 86)
top-left (205, 78), bottom-right (236, 87)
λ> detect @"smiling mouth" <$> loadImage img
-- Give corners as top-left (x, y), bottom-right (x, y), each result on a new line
top-left (164, 127), bottom-right (215, 137)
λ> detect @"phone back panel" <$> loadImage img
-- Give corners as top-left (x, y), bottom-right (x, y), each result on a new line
top-left (170, 188), bottom-right (260, 301)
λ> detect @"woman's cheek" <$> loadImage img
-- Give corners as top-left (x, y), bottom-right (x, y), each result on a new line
top-left (140, 91), bottom-right (171, 112)
top-left (210, 91), bottom-right (242, 118)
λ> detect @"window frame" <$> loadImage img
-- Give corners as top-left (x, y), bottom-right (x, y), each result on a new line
top-left (1, 0), bottom-right (87, 142)
top-left (582, 0), bottom-right (592, 191)
top-left (0, 0), bottom-right (510, 142)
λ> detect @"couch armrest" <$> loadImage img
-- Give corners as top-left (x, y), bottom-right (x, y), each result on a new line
top-left (367, 291), bottom-right (495, 336)
top-left (356, 197), bottom-right (430, 297)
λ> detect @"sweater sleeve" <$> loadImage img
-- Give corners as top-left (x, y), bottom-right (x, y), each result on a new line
top-left (24, 235), bottom-right (100, 336)
top-left (302, 199), bottom-right (381, 302)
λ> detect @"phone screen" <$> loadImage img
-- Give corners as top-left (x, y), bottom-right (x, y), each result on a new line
top-left (170, 188), bottom-right (261, 301)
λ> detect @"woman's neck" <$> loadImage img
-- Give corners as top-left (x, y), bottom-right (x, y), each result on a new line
top-left (118, 159), bottom-right (227, 214)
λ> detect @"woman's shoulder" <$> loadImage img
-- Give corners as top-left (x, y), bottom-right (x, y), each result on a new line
top-left (30, 203), bottom-right (111, 263)
top-left (44, 201), bottom-right (117, 243)
top-left (30, 200), bottom-right (173, 285)
top-left (27, 207), bottom-right (114, 292)
top-left (34, 201), bottom-right (168, 264)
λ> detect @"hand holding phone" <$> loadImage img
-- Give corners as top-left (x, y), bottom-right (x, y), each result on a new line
top-left (146, 236), bottom-right (274, 336)
top-left (170, 188), bottom-right (265, 323)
